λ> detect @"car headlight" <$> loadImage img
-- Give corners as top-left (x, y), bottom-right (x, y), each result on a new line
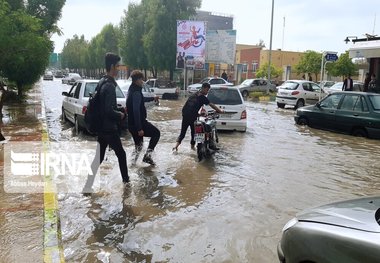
top-left (282, 218), bottom-right (298, 232)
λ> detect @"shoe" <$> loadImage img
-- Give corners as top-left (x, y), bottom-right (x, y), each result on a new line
top-left (143, 151), bottom-right (155, 165)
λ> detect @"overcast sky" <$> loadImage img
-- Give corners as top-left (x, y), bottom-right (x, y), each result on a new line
top-left (51, 0), bottom-right (379, 55)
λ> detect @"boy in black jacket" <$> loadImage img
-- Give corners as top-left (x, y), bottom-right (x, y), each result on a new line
top-left (127, 70), bottom-right (160, 165)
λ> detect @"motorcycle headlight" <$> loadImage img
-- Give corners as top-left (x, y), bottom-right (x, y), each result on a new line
top-left (282, 218), bottom-right (298, 232)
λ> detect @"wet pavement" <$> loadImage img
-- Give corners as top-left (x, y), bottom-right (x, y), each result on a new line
top-left (0, 85), bottom-right (44, 262)
top-left (2, 79), bottom-right (380, 262)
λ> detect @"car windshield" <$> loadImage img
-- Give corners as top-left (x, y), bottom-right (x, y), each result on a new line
top-left (330, 82), bottom-right (343, 90)
top-left (368, 95), bottom-right (380, 110)
top-left (241, 79), bottom-right (252, 86)
top-left (207, 88), bottom-right (242, 105)
top-left (200, 78), bottom-right (211, 84)
top-left (280, 81), bottom-right (299, 90)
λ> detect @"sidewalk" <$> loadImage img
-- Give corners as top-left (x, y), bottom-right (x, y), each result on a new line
top-left (0, 84), bottom-right (64, 262)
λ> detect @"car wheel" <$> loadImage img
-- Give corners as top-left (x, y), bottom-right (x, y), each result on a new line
top-left (297, 116), bottom-right (309, 126)
top-left (74, 116), bottom-right (81, 135)
top-left (277, 102), bottom-right (285, 108)
top-left (295, 99), bottom-right (305, 109)
top-left (242, 90), bottom-right (249, 98)
top-left (352, 128), bottom-right (367, 138)
top-left (61, 107), bottom-right (67, 122)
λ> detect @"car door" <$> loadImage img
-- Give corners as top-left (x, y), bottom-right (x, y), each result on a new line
top-left (304, 83), bottom-right (321, 105)
top-left (72, 82), bottom-right (83, 118)
top-left (334, 94), bottom-right (369, 133)
top-left (62, 83), bottom-right (78, 122)
top-left (310, 93), bottom-right (343, 129)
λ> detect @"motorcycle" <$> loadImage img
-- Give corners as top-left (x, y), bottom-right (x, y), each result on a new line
top-left (194, 110), bottom-right (219, 161)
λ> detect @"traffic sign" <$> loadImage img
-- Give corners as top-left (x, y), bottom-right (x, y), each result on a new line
top-left (325, 53), bottom-right (338, 61)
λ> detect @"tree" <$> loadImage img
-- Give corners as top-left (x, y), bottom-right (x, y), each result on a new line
top-left (61, 35), bottom-right (88, 70)
top-left (0, 1), bottom-right (53, 96)
top-left (119, 3), bottom-right (149, 74)
top-left (141, 0), bottom-right (201, 79)
top-left (294, 50), bottom-right (322, 81)
top-left (326, 52), bottom-right (358, 79)
top-left (256, 62), bottom-right (283, 79)
top-left (0, 0), bottom-right (65, 97)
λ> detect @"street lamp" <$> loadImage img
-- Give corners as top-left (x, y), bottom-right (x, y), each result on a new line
top-left (344, 36), bottom-right (358, 44)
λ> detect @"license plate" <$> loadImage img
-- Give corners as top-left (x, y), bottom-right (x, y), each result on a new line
top-left (194, 133), bottom-right (204, 143)
top-left (221, 113), bottom-right (233, 119)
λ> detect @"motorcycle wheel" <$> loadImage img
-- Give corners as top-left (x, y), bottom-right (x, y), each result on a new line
top-left (197, 143), bottom-right (206, 162)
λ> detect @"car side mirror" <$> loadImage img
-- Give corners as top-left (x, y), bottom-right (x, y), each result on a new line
top-left (316, 102), bottom-right (321, 108)
top-left (62, 91), bottom-right (69, 96)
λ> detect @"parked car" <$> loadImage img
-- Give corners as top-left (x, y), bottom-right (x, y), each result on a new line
top-left (203, 86), bottom-right (247, 132)
top-left (276, 80), bottom-right (324, 109)
top-left (323, 81), bottom-right (364, 94)
top-left (278, 196), bottom-right (380, 263)
top-left (319, 80), bottom-right (335, 89)
top-left (54, 70), bottom-right (64, 78)
top-left (61, 79), bottom-right (126, 134)
top-left (294, 91), bottom-right (380, 138)
top-left (116, 79), bottom-right (157, 108)
top-left (145, 78), bottom-right (178, 99)
top-left (187, 77), bottom-right (233, 94)
top-left (238, 78), bottom-right (276, 97)
top-left (43, 71), bottom-right (54, 81)
top-left (62, 73), bottom-right (82, 85)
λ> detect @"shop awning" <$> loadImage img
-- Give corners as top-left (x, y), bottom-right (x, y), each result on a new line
top-left (349, 40), bottom-right (380, 58)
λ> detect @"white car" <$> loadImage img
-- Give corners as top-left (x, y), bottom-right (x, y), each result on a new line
top-left (187, 77), bottom-right (234, 94)
top-left (62, 73), bottom-right (82, 85)
top-left (276, 80), bottom-right (324, 109)
top-left (145, 78), bottom-right (179, 99)
top-left (62, 79), bottom-right (126, 134)
top-left (116, 79), bottom-right (157, 108)
top-left (323, 81), bottom-right (364, 94)
top-left (203, 86), bottom-right (247, 132)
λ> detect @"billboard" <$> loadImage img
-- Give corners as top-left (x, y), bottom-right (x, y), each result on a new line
top-left (176, 20), bottom-right (206, 70)
top-left (206, 30), bottom-right (236, 65)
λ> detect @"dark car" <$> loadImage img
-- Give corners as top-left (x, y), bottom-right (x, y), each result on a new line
top-left (278, 196), bottom-right (380, 263)
top-left (294, 91), bottom-right (380, 138)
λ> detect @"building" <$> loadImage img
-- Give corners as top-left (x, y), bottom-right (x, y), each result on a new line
top-left (195, 11), bottom-right (233, 30)
top-left (348, 36), bottom-right (380, 87)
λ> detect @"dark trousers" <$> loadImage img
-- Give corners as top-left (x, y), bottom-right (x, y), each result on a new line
top-left (129, 121), bottom-right (160, 151)
top-left (177, 116), bottom-right (196, 146)
top-left (90, 132), bottom-right (129, 183)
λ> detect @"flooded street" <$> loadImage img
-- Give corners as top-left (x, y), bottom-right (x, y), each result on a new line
top-left (3, 78), bottom-right (380, 262)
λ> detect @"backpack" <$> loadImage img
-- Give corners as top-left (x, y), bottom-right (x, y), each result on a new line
top-left (84, 77), bottom-right (109, 134)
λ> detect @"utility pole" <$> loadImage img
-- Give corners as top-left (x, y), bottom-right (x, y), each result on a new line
top-left (267, 0), bottom-right (274, 82)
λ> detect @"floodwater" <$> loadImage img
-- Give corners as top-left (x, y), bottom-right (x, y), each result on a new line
top-left (2, 78), bottom-right (380, 262)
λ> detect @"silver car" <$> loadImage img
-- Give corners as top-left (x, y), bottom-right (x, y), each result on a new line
top-left (278, 196), bottom-right (380, 263)
top-left (238, 78), bottom-right (276, 97)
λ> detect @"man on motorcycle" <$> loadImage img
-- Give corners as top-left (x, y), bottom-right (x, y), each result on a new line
top-left (173, 83), bottom-right (224, 151)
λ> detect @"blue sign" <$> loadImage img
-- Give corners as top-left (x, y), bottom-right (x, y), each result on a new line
top-left (325, 53), bottom-right (338, 61)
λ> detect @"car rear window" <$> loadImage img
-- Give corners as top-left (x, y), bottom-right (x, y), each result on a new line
top-left (84, 83), bottom-right (98, 97)
top-left (84, 82), bottom-right (125, 98)
top-left (280, 82), bottom-right (299, 90)
top-left (368, 95), bottom-right (380, 110)
top-left (207, 88), bottom-right (243, 105)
